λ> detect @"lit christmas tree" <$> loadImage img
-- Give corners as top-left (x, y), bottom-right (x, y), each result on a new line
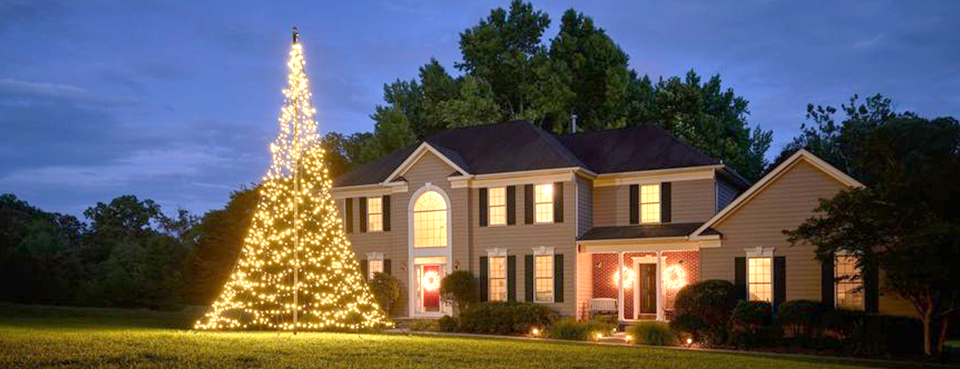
top-left (195, 27), bottom-right (390, 331)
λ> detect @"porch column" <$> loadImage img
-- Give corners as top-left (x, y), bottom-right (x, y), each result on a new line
top-left (617, 251), bottom-right (624, 321)
top-left (656, 250), bottom-right (663, 321)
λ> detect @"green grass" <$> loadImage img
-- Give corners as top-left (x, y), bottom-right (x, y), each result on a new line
top-left (0, 304), bottom-right (888, 368)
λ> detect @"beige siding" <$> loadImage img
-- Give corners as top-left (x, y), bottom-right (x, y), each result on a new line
top-left (470, 181), bottom-right (578, 317)
top-left (700, 160), bottom-right (914, 317)
top-left (576, 251), bottom-right (593, 320)
top-left (593, 179), bottom-right (717, 227)
top-left (671, 179), bottom-right (715, 223)
top-left (716, 177), bottom-right (740, 212)
top-left (576, 176), bottom-right (593, 237)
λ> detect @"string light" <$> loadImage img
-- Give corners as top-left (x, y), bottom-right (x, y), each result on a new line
top-left (612, 266), bottom-right (635, 288)
top-left (421, 270), bottom-right (441, 292)
top-left (194, 27), bottom-right (391, 331)
top-left (663, 264), bottom-right (688, 291)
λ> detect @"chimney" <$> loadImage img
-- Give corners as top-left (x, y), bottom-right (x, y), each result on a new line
top-left (570, 114), bottom-right (578, 133)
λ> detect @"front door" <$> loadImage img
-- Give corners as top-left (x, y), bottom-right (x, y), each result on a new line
top-left (418, 264), bottom-right (442, 312)
top-left (639, 264), bottom-right (657, 314)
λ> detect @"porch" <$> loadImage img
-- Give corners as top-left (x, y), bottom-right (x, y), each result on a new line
top-left (575, 224), bottom-right (707, 323)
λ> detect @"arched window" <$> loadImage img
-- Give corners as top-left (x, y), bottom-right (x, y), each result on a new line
top-left (413, 191), bottom-right (447, 248)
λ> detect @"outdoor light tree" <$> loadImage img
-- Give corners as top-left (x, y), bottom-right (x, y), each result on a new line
top-left (195, 28), bottom-right (390, 332)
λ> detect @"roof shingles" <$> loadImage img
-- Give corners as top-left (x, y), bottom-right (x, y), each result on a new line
top-left (333, 121), bottom-right (723, 187)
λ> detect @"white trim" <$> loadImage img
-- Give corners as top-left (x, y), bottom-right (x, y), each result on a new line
top-left (366, 252), bottom-right (384, 260)
top-left (486, 247), bottom-right (507, 258)
top-left (531, 246), bottom-right (555, 303)
top-left (407, 184), bottom-right (454, 318)
top-left (745, 246), bottom-right (775, 258)
top-left (745, 247), bottom-right (775, 303)
top-left (691, 149), bottom-right (865, 239)
top-left (385, 142), bottom-right (470, 184)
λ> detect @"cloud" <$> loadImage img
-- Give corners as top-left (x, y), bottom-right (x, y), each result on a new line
top-left (853, 34), bottom-right (886, 48)
top-left (0, 78), bottom-right (138, 106)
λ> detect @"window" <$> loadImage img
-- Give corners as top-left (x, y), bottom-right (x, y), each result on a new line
top-left (534, 254), bottom-right (554, 302)
top-left (489, 256), bottom-right (507, 301)
top-left (835, 255), bottom-right (864, 310)
top-left (640, 184), bottom-right (660, 223)
top-left (368, 259), bottom-right (383, 279)
top-left (367, 197), bottom-right (383, 232)
top-left (534, 184), bottom-right (554, 223)
top-left (413, 191), bottom-right (447, 248)
top-left (748, 257), bottom-right (772, 302)
top-left (488, 187), bottom-right (506, 226)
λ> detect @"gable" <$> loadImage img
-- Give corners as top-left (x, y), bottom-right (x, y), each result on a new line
top-left (713, 159), bottom-right (847, 232)
top-left (401, 149), bottom-right (458, 185)
top-left (691, 149), bottom-right (863, 239)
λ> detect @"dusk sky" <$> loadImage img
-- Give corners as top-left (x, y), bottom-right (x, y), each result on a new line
top-left (1, 0), bottom-right (958, 218)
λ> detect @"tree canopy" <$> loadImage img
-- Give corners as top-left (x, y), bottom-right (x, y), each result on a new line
top-left (785, 95), bottom-right (960, 356)
top-left (326, 1), bottom-right (772, 181)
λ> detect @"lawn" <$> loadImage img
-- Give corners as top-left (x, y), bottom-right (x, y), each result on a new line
top-left (0, 305), bottom-right (892, 369)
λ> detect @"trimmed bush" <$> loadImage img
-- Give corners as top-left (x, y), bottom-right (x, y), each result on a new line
top-left (777, 300), bottom-right (828, 340)
top-left (728, 300), bottom-right (780, 347)
top-left (457, 301), bottom-right (556, 335)
top-left (546, 318), bottom-right (615, 341)
top-left (406, 319), bottom-right (438, 332)
top-left (628, 321), bottom-right (678, 346)
top-left (438, 315), bottom-right (459, 332)
top-left (671, 280), bottom-right (738, 345)
top-left (439, 271), bottom-right (478, 315)
top-left (369, 272), bottom-right (400, 317)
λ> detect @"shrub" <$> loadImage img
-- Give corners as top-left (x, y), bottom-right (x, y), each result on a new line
top-left (837, 313), bottom-right (924, 356)
top-left (439, 270), bottom-right (478, 315)
top-left (628, 321), bottom-right (678, 346)
top-left (438, 315), bottom-right (459, 332)
top-left (406, 319), bottom-right (438, 332)
top-left (776, 300), bottom-right (827, 339)
top-left (546, 318), bottom-right (615, 341)
top-left (369, 272), bottom-right (400, 317)
top-left (457, 301), bottom-right (556, 335)
top-left (671, 280), bottom-right (738, 345)
top-left (728, 300), bottom-right (780, 347)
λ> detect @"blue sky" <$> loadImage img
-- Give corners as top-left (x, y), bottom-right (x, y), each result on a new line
top-left (1, 0), bottom-right (958, 217)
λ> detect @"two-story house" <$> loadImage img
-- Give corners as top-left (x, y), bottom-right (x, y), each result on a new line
top-left (331, 120), bottom-right (914, 322)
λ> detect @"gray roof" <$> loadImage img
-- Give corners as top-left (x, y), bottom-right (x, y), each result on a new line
top-left (578, 223), bottom-right (717, 241)
top-left (333, 121), bottom-right (728, 187)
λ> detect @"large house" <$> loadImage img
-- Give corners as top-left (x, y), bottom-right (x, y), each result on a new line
top-left (331, 120), bottom-right (913, 322)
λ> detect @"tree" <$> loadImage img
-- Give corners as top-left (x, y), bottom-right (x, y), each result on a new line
top-left (369, 272), bottom-right (401, 317)
top-left (195, 33), bottom-right (389, 330)
top-left (437, 76), bottom-right (501, 127)
top-left (649, 71), bottom-right (772, 181)
top-left (348, 2), bottom-right (772, 182)
top-left (182, 186), bottom-right (260, 305)
top-left (457, 0), bottom-right (550, 119)
top-left (785, 98), bottom-right (960, 356)
top-left (439, 270), bottom-right (479, 315)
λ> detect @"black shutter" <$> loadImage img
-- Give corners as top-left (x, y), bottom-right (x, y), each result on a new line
top-left (382, 195), bottom-right (391, 231)
top-left (524, 184), bottom-right (534, 224)
top-left (345, 198), bottom-right (354, 233)
top-left (359, 197), bottom-right (368, 233)
top-left (553, 182), bottom-right (563, 223)
top-left (821, 255), bottom-right (835, 307)
top-left (384, 259), bottom-right (391, 275)
top-left (734, 257), bottom-right (747, 300)
top-left (629, 184), bottom-right (639, 224)
top-left (506, 186), bottom-right (516, 225)
top-left (479, 256), bottom-right (489, 302)
top-left (361, 260), bottom-right (369, 281)
top-left (524, 255), bottom-right (534, 301)
top-left (661, 182), bottom-right (672, 223)
top-left (554, 254), bottom-right (564, 302)
top-left (479, 188), bottom-right (488, 227)
top-left (865, 257), bottom-right (880, 313)
top-left (774, 256), bottom-right (786, 310)
top-left (507, 255), bottom-right (517, 301)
